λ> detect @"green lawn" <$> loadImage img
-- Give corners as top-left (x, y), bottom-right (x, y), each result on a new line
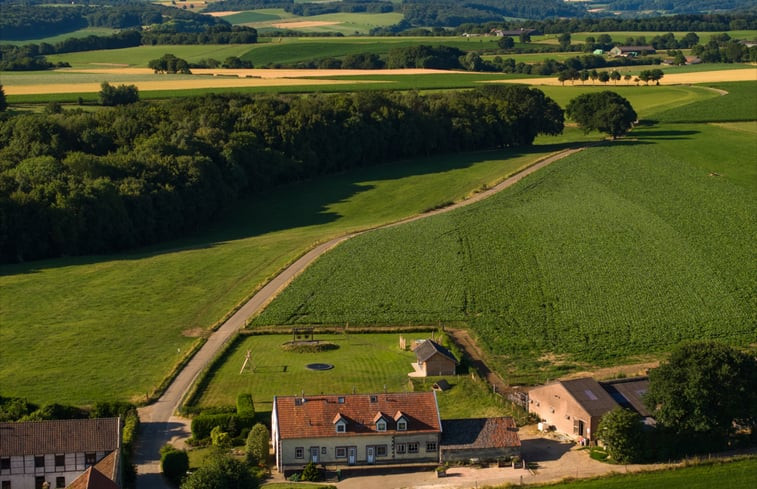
top-left (0, 27), bottom-right (118, 45)
top-left (654, 81), bottom-right (757, 122)
top-left (0, 145), bottom-right (575, 406)
top-left (191, 333), bottom-right (421, 411)
top-left (191, 332), bottom-right (518, 421)
top-left (251, 121), bottom-right (757, 383)
top-left (45, 45), bottom-right (258, 68)
top-left (535, 457), bottom-right (757, 489)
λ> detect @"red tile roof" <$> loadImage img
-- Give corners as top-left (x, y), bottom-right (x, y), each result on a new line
top-left (0, 418), bottom-right (120, 456)
top-left (441, 417), bottom-right (520, 449)
top-left (93, 450), bottom-right (119, 481)
top-left (65, 466), bottom-right (120, 489)
top-left (275, 392), bottom-right (440, 439)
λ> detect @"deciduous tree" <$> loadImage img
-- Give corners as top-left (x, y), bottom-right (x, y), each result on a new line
top-left (181, 453), bottom-right (257, 489)
top-left (245, 423), bottom-right (270, 465)
top-left (645, 342), bottom-right (757, 438)
top-left (0, 84), bottom-right (7, 111)
top-left (597, 407), bottom-right (644, 463)
top-left (566, 91), bottom-right (637, 138)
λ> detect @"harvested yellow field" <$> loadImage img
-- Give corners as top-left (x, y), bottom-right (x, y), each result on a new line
top-left (495, 67), bottom-right (757, 86)
top-left (271, 21), bottom-right (341, 29)
top-left (5, 77), bottom-right (374, 95)
top-left (203, 11), bottom-right (242, 17)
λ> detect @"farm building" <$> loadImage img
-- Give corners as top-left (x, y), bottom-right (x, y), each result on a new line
top-left (609, 45), bottom-right (656, 57)
top-left (409, 339), bottom-right (458, 377)
top-left (527, 377), bottom-right (651, 441)
top-left (272, 392), bottom-right (442, 474)
top-left (492, 28), bottom-right (541, 37)
top-left (0, 418), bottom-right (121, 489)
top-left (440, 417), bottom-right (521, 462)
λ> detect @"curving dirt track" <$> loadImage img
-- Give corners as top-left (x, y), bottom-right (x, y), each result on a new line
top-left (133, 146), bottom-right (585, 489)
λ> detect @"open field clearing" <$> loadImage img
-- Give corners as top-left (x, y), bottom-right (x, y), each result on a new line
top-left (654, 81), bottom-right (757, 122)
top-left (45, 44), bottom-right (257, 68)
top-left (0, 145), bottom-right (575, 406)
top-left (496, 66), bottom-right (757, 86)
top-left (539, 457), bottom-right (757, 489)
top-left (251, 119), bottom-right (757, 382)
top-left (0, 27), bottom-right (118, 45)
top-left (190, 332), bottom-right (520, 419)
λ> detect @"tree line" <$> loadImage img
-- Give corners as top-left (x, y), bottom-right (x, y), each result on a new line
top-left (0, 87), bottom-right (564, 263)
top-left (0, 25), bottom-right (257, 72)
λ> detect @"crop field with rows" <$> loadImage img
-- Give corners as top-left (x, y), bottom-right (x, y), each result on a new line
top-left (253, 118), bottom-right (757, 381)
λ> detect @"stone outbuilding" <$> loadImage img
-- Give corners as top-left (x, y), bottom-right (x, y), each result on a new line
top-left (410, 340), bottom-right (458, 377)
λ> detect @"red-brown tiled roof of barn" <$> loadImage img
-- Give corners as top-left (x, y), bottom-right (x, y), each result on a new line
top-left (275, 392), bottom-right (440, 439)
top-left (65, 466), bottom-right (120, 489)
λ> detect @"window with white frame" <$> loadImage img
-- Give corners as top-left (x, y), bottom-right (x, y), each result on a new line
top-left (335, 447), bottom-right (347, 458)
top-left (336, 421), bottom-right (346, 433)
top-left (426, 442), bottom-right (437, 452)
top-left (376, 445), bottom-right (387, 457)
top-left (396, 443), bottom-right (406, 454)
top-left (407, 442), bottom-right (419, 454)
top-left (295, 447), bottom-right (304, 459)
top-left (376, 419), bottom-right (387, 431)
top-left (397, 419), bottom-right (407, 431)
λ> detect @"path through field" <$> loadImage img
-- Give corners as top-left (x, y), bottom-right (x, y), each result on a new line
top-left (133, 146), bottom-right (584, 489)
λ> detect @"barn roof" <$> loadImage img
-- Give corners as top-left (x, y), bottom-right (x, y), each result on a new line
top-left (0, 418), bottom-right (120, 457)
top-left (559, 378), bottom-right (619, 417)
top-left (413, 340), bottom-right (458, 364)
top-left (601, 377), bottom-right (651, 417)
top-left (274, 392), bottom-right (441, 439)
top-left (441, 417), bottom-right (520, 449)
top-left (65, 466), bottom-right (119, 489)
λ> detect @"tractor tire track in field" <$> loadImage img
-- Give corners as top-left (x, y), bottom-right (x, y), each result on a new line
top-left (134, 146), bottom-right (585, 489)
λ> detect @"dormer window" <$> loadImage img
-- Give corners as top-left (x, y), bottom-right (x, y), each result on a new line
top-left (397, 420), bottom-right (407, 431)
top-left (376, 419), bottom-right (387, 431)
top-left (333, 413), bottom-right (347, 433)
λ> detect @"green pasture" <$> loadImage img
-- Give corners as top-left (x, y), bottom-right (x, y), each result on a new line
top-left (220, 9), bottom-right (292, 24)
top-left (654, 81), bottom-right (757, 122)
top-left (539, 457), bottom-right (757, 489)
top-left (251, 121), bottom-right (757, 382)
top-left (45, 45), bottom-right (257, 68)
top-left (239, 36), bottom-right (502, 66)
top-left (537, 85), bottom-right (718, 120)
top-left (0, 27), bottom-right (118, 45)
top-left (245, 11), bottom-right (405, 35)
top-left (0, 144), bottom-right (573, 406)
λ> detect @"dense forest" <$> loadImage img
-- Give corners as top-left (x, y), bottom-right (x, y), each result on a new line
top-left (0, 87), bottom-right (563, 263)
top-left (605, 0), bottom-right (757, 14)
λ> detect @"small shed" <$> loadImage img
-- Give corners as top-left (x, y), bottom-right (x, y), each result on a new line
top-left (441, 417), bottom-right (521, 463)
top-left (409, 340), bottom-right (458, 377)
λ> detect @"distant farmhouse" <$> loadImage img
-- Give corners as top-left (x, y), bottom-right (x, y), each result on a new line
top-left (0, 418), bottom-right (121, 489)
top-left (528, 377), bottom-right (651, 442)
top-left (272, 392), bottom-right (442, 473)
top-left (610, 45), bottom-right (656, 57)
top-left (492, 28), bottom-right (541, 37)
top-left (410, 339), bottom-right (458, 377)
top-left (272, 392), bottom-right (522, 474)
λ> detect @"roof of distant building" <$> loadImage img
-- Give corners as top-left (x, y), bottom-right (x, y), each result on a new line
top-left (441, 417), bottom-right (520, 449)
top-left (413, 340), bottom-right (458, 364)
